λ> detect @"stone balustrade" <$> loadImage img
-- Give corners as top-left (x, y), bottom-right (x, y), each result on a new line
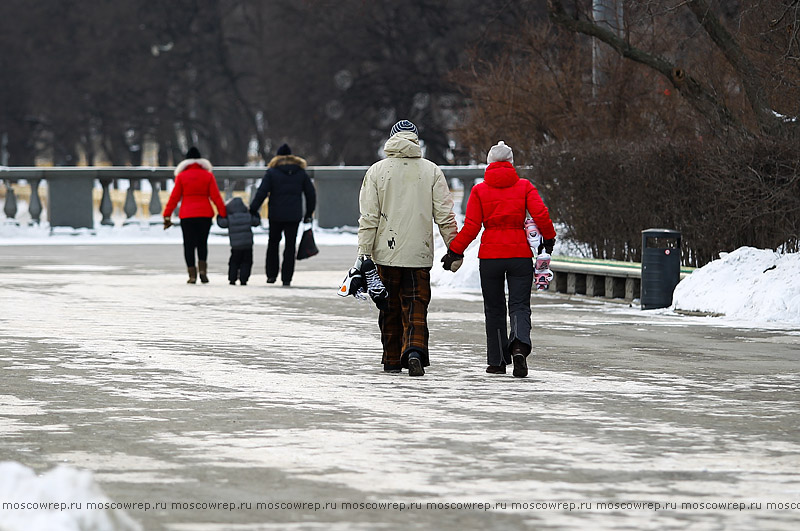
top-left (1, 166), bottom-right (484, 230)
top-left (2, 166), bottom-right (694, 303)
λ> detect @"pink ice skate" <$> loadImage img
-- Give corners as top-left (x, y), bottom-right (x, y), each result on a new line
top-left (534, 252), bottom-right (553, 290)
top-left (524, 218), bottom-right (541, 253)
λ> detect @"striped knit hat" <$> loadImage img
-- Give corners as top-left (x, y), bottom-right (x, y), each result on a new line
top-left (389, 120), bottom-right (418, 137)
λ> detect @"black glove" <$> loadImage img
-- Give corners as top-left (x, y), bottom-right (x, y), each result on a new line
top-left (441, 249), bottom-right (464, 272)
top-left (163, 217), bottom-right (173, 230)
top-left (303, 217), bottom-right (312, 224)
top-left (538, 238), bottom-right (555, 255)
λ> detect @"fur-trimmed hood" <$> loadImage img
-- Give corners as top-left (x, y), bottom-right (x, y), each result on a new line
top-left (267, 154), bottom-right (307, 170)
top-left (175, 158), bottom-right (213, 176)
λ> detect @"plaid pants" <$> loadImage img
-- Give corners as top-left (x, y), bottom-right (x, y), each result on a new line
top-left (376, 265), bottom-right (432, 369)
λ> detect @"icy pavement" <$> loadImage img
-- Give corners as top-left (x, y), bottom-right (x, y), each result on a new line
top-left (1, 244), bottom-right (799, 530)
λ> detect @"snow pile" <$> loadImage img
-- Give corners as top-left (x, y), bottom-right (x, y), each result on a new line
top-left (672, 247), bottom-right (800, 324)
top-left (431, 235), bottom-right (481, 291)
top-left (0, 461), bottom-right (141, 531)
top-left (430, 228), bottom-right (584, 292)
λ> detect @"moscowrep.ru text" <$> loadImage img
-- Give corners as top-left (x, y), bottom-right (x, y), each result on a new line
top-left (3, 500), bottom-right (799, 513)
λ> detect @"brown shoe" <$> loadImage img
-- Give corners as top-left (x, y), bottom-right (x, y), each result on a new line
top-left (187, 266), bottom-right (197, 284)
top-left (486, 365), bottom-right (506, 374)
top-left (198, 260), bottom-right (209, 283)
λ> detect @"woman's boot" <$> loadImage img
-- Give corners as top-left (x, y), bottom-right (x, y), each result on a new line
top-left (198, 261), bottom-right (209, 283)
top-left (187, 266), bottom-right (197, 284)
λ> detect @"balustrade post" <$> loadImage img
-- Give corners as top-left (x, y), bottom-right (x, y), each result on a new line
top-left (148, 178), bottom-right (162, 224)
top-left (123, 183), bottom-right (138, 225)
top-left (224, 179), bottom-right (234, 201)
top-left (459, 177), bottom-right (474, 215)
top-left (3, 180), bottom-right (18, 224)
top-left (99, 179), bottom-right (114, 226)
top-left (248, 180), bottom-right (257, 204)
top-left (28, 179), bottom-right (42, 225)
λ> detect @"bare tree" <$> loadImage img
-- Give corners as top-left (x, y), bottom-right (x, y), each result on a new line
top-left (545, 0), bottom-right (799, 138)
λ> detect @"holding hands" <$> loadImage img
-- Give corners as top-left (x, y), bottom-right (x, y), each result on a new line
top-left (441, 249), bottom-right (464, 272)
top-left (163, 217), bottom-right (173, 230)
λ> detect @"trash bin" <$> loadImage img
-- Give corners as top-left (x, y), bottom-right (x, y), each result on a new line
top-left (641, 228), bottom-right (681, 310)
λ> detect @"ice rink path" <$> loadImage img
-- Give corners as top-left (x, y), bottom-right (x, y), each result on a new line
top-left (1, 243), bottom-right (799, 530)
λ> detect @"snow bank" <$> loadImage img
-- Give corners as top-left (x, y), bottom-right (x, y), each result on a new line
top-left (430, 226), bottom-right (579, 292)
top-left (672, 247), bottom-right (800, 324)
top-left (431, 234), bottom-right (481, 291)
top-left (0, 461), bottom-right (140, 531)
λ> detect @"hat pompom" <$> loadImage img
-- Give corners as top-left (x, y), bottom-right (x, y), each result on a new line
top-left (487, 141), bottom-right (513, 164)
top-left (185, 146), bottom-right (202, 159)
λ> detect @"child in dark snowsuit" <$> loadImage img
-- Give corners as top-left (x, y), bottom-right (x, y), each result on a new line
top-left (216, 197), bottom-right (261, 285)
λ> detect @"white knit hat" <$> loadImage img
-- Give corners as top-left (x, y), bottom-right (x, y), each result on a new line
top-left (487, 141), bottom-right (513, 164)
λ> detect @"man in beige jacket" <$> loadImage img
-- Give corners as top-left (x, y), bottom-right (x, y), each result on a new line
top-left (358, 120), bottom-right (460, 376)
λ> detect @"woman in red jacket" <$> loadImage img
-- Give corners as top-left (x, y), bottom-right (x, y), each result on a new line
top-left (163, 147), bottom-right (227, 284)
top-left (442, 141), bottom-right (556, 377)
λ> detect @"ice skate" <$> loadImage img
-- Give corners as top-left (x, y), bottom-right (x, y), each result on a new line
top-left (360, 257), bottom-right (389, 310)
top-left (524, 218), bottom-right (541, 254)
top-left (338, 260), bottom-right (368, 300)
top-left (534, 252), bottom-right (553, 290)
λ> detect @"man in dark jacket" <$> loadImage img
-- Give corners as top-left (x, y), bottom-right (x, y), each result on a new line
top-left (249, 143), bottom-right (316, 286)
top-left (217, 197), bottom-right (261, 285)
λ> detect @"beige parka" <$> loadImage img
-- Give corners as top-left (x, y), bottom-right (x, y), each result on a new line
top-left (357, 131), bottom-right (458, 267)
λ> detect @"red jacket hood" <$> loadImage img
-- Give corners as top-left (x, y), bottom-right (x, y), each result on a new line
top-left (484, 161), bottom-right (519, 188)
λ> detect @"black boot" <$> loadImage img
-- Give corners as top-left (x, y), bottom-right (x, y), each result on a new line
top-left (511, 341), bottom-right (528, 378)
top-left (407, 351), bottom-right (425, 377)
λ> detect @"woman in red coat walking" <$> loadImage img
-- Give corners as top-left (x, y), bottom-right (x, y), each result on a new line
top-left (163, 147), bottom-right (227, 284)
top-left (442, 141), bottom-right (556, 377)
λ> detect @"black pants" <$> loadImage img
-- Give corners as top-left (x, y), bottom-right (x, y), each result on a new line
top-left (479, 257), bottom-right (534, 367)
top-left (228, 247), bottom-right (253, 284)
top-left (180, 217), bottom-right (212, 267)
top-left (266, 220), bottom-right (299, 282)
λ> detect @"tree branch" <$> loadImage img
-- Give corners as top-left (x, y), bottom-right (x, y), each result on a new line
top-left (546, 0), bottom-right (742, 133)
top-left (685, 0), bottom-right (781, 134)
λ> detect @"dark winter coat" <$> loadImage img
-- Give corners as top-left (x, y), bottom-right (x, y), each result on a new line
top-left (217, 197), bottom-right (261, 250)
top-left (249, 154), bottom-right (316, 222)
top-left (449, 161), bottom-right (556, 259)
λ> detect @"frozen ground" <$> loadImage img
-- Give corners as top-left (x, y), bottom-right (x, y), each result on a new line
top-left (2, 221), bottom-right (798, 326)
top-left (0, 241), bottom-right (799, 530)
